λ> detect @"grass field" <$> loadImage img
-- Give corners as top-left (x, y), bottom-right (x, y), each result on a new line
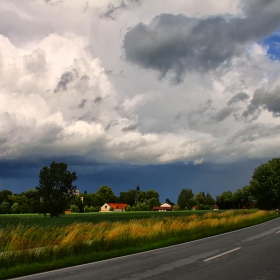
top-left (0, 210), bottom-right (277, 279)
top-left (0, 210), bottom-right (213, 228)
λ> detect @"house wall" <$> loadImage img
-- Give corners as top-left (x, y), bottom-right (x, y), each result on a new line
top-left (100, 203), bottom-right (110, 212)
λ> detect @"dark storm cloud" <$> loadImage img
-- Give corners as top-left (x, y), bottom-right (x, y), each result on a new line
top-left (0, 159), bottom-right (268, 201)
top-left (54, 72), bottom-right (75, 93)
top-left (211, 107), bottom-right (235, 122)
top-left (121, 123), bottom-right (138, 132)
top-left (242, 86), bottom-right (280, 120)
top-left (226, 124), bottom-right (280, 145)
top-left (94, 97), bottom-right (102, 104)
top-left (106, 120), bottom-right (119, 130)
top-left (78, 99), bottom-right (87, 109)
top-left (0, 10), bottom-right (52, 45)
top-left (123, 0), bottom-right (280, 83)
top-left (227, 92), bottom-right (250, 106)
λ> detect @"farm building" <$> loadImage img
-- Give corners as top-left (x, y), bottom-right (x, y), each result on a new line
top-left (152, 203), bottom-right (173, 211)
top-left (100, 203), bottom-right (128, 212)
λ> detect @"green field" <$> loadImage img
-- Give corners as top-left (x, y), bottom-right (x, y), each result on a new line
top-left (0, 210), bottom-right (213, 228)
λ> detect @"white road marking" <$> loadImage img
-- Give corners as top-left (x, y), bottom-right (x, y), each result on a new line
top-left (276, 231), bottom-right (280, 233)
top-left (203, 247), bottom-right (241, 262)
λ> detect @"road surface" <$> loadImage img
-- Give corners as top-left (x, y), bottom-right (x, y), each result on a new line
top-left (11, 217), bottom-right (280, 280)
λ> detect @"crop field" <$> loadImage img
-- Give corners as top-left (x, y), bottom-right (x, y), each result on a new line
top-left (0, 210), bottom-right (277, 279)
top-left (0, 210), bottom-right (213, 228)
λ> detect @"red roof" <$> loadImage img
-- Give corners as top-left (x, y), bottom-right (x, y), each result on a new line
top-left (152, 206), bottom-right (173, 211)
top-left (108, 203), bottom-right (128, 210)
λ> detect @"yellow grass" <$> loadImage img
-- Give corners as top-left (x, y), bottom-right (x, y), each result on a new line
top-left (0, 210), bottom-right (275, 266)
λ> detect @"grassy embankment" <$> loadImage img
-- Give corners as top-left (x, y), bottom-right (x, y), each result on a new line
top-left (0, 210), bottom-right (277, 279)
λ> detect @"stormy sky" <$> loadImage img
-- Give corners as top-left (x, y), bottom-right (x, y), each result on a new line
top-left (1, 0), bottom-right (280, 202)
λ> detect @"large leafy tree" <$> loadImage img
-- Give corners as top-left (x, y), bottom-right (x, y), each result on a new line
top-left (177, 188), bottom-right (194, 210)
top-left (36, 161), bottom-right (77, 217)
top-left (250, 158), bottom-right (280, 210)
top-left (0, 189), bottom-right (13, 204)
top-left (216, 191), bottom-right (235, 209)
top-left (96, 186), bottom-right (117, 205)
top-left (119, 189), bottom-right (139, 206)
top-left (233, 186), bottom-right (253, 209)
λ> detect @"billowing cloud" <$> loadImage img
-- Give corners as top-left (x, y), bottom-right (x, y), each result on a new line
top-left (123, 0), bottom-right (280, 83)
top-left (0, 0), bottom-right (280, 172)
top-left (194, 158), bottom-right (204, 165)
top-left (211, 107), bottom-right (235, 122)
top-left (227, 92), bottom-right (250, 106)
top-left (243, 86), bottom-right (280, 119)
top-left (0, 32), bottom-right (121, 159)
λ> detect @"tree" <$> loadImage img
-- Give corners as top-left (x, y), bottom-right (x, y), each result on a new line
top-left (204, 192), bottom-right (215, 206)
top-left (216, 191), bottom-right (235, 209)
top-left (0, 190), bottom-right (13, 204)
top-left (165, 198), bottom-right (174, 206)
top-left (0, 201), bottom-right (11, 214)
top-left (70, 204), bottom-right (80, 213)
top-left (250, 158), bottom-right (280, 210)
top-left (233, 186), bottom-right (253, 209)
top-left (119, 189), bottom-right (138, 206)
top-left (36, 161), bottom-right (77, 217)
top-left (177, 188), bottom-right (194, 210)
top-left (10, 202), bottom-right (20, 214)
top-left (96, 186), bottom-right (117, 205)
top-left (22, 188), bottom-right (40, 213)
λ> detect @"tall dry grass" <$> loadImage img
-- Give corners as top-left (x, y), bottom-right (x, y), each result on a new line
top-left (0, 210), bottom-right (275, 269)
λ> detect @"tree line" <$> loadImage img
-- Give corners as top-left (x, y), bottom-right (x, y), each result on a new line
top-left (0, 158), bottom-right (279, 216)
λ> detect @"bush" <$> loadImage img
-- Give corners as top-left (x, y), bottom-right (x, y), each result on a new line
top-left (10, 202), bottom-right (20, 214)
top-left (173, 205), bottom-right (181, 211)
top-left (70, 204), bottom-right (80, 213)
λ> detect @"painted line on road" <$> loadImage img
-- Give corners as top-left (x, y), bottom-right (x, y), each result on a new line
top-left (203, 247), bottom-right (241, 262)
top-left (276, 231), bottom-right (280, 233)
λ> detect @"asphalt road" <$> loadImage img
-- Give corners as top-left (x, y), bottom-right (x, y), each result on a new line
top-left (12, 217), bottom-right (280, 280)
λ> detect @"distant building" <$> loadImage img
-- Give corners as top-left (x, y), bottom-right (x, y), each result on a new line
top-left (100, 203), bottom-right (128, 212)
top-left (152, 203), bottom-right (173, 211)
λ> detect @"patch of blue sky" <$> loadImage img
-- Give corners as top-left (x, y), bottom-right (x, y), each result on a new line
top-left (261, 31), bottom-right (280, 60)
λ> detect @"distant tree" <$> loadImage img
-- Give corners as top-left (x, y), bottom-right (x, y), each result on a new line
top-left (119, 189), bottom-right (138, 206)
top-left (0, 190), bottom-right (13, 204)
top-left (22, 188), bottom-right (40, 213)
top-left (216, 191), bottom-right (235, 209)
top-left (173, 204), bottom-right (181, 211)
top-left (10, 202), bottom-right (21, 214)
top-left (233, 186), bottom-right (253, 209)
top-left (194, 192), bottom-right (205, 205)
top-left (250, 158), bottom-right (280, 210)
top-left (84, 205), bottom-right (89, 212)
top-left (9, 194), bottom-right (31, 213)
top-left (36, 161), bottom-right (77, 217)
top-left (147, 197), bottom-right (160, 209)
top-left (165, 198), bottom-right (174, 206)
top-left (71, 195), bottom-right (84, 212)
top-left (70, 204), bottom-right (80, 213)
top-left (96, 186), bottom-right (117, 205)
top-left (0, 201), bottom-right (11, 214)
top-left (177, 188), bottom-right (194, 210)
top-left (204, 192), bottom-right (215, 206)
